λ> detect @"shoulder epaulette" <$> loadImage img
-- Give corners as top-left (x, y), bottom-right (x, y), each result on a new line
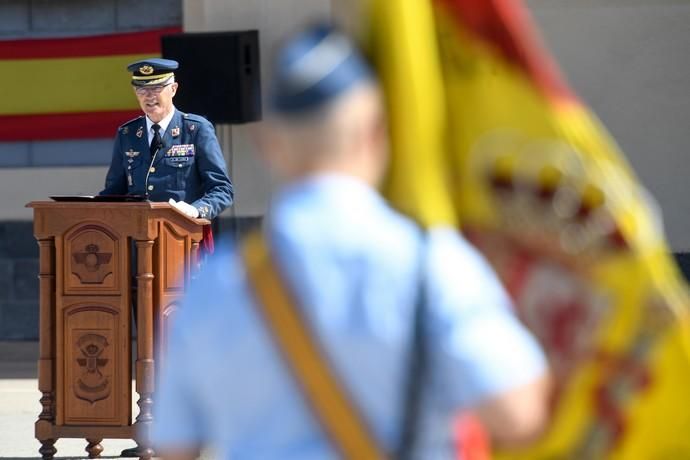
top-left (181, 112), bottom-right (209, 123)
top-left (118, 115), bottom-right (144, 133)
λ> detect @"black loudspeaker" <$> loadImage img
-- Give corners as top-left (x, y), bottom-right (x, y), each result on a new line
top-left (161, 30), bottom-right (261, 124)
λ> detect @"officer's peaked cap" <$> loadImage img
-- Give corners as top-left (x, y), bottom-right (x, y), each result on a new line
top-left (127, 58), bottom-right (179, 87)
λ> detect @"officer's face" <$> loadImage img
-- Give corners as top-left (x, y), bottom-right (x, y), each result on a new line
top-left (134, 82), bottom-right (178, 123)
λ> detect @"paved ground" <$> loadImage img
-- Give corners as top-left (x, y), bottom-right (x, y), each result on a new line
top-left (0, 342), bottom-right (137, 459)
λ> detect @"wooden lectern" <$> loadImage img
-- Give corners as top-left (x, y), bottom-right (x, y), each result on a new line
top-left (27, 201), bottom-right (209, 460)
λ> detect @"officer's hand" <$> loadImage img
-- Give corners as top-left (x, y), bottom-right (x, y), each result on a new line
top-left (168, 199), bottom-right (200, 218)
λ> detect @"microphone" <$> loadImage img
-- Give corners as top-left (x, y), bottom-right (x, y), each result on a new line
top-left (144, 140), bottom-right (163, 198)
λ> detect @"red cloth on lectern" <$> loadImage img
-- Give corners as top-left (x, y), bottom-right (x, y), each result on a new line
top-left (201, 224), bottom-right (215, 256)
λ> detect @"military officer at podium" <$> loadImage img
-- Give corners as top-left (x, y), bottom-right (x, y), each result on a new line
top-left (102, 58), bottom-right (233, 458)
top-left (100, 58), bottom-right (234, 220)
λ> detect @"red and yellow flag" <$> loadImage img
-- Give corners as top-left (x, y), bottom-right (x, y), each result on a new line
top-left (350, 0), bottom-right (690, 457)
top-left (0, 27), bottom-right (180, 141)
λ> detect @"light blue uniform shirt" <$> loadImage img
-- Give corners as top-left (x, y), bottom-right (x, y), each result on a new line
top-left (151, 174), bottom-right (546, 459)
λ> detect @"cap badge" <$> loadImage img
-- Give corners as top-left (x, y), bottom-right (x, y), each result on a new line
top-left (139, 65), bottom-right (154, 75)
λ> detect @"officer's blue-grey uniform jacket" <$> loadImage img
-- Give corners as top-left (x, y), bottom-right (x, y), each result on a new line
top-left (101, 109), bottom-right (233, 219)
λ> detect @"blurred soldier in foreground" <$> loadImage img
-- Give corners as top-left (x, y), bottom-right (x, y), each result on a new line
top-left (151, 23), bottom-right (550, 459)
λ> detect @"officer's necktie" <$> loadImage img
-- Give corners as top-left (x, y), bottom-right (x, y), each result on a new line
top-left (150, 123), bottom-right (162, 155)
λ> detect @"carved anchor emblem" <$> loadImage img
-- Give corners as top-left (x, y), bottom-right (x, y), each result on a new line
top-left (75, 334), bottom-right (111, 404)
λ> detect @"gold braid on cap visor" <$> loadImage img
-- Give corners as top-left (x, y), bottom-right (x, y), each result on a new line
top-left (131, 72), bottom-right (175, 85)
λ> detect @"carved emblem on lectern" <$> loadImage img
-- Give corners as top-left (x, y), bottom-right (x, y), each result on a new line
top-left (72, 244), bottom-right (112, 284)
top-left (75, 333), bottom-right (111, 404)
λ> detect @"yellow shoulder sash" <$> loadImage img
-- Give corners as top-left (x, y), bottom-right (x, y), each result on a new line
top-left (241, 231), bottom-right (385, 459)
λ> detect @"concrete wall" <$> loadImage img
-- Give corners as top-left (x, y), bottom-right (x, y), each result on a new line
top-left (527, 0), bottom-right (690, 250)
top-left (0, 0), bottom-right (182, 38)
top-left (183, 0), bottom-right (333, 217)
top-left (0, 221), bottom-right (38, 339)
top-left (0, 0), bottom-right (181, 38)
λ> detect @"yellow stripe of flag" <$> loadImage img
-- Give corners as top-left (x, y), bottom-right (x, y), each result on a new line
top-left (0, 53), bottom-right (150, 115)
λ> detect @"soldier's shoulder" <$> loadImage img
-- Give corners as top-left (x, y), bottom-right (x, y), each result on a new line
top-left (117, 115), bottom-right (144, 134)
top-left (179, 112), bottom-right (213, 127)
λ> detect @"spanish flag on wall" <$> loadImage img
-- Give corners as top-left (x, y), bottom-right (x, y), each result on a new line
top-left (356, 0), bottom-right (690, 457)
top-left (0, 27), bottom-right (180, 142)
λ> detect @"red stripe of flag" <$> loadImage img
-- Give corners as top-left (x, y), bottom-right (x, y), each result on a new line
top-left (0, 110), bottom-right (141, 142)
top-left (438, 0), bottom-right (576, 104)
top-left (0, 26), bottom-right (182, 59)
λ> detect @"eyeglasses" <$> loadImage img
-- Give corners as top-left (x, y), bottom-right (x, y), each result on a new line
top-left (135, 83), bottom-right (173, 96)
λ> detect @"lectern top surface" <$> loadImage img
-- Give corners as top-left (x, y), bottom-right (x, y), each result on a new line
top-left (50, 194), bottom-right (147, 202)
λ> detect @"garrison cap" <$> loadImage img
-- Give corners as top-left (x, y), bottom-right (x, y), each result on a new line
top-left (270, 23), bottom-right (373, 114)
top-left (127, 58), bottom-right (178, 87)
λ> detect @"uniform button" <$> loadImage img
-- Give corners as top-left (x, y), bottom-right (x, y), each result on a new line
top-left (148, 185), bottom-right (154, 191)
top-left (149, 167), bottom-right (155, 173)
top-left (178, 164), bottom-right (183, 168)
top-left (127, 166), bottom-right (131, 170)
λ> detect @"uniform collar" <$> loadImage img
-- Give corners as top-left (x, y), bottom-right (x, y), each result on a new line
top-left (145, 107), bottom-right (176, 136)
top-left (272, 173), bottom-right (384, 212)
